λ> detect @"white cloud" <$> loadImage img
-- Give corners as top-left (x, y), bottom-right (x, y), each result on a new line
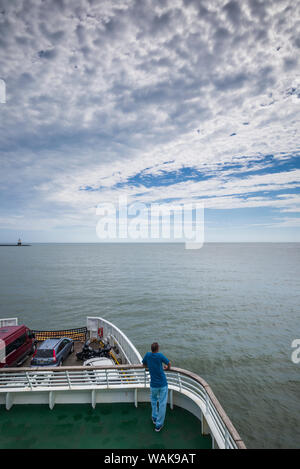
top-left (0, 0), bottom-right (299, 238)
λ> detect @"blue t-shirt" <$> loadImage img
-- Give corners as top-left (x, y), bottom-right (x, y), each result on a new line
top-left (142, 352), bottom-right (170, 388)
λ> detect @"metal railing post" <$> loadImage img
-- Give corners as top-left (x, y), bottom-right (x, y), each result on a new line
top-left (26, 372), bottom-right (33, 390)
top-left (178, 373), bottom-right (182, 392)
top-left (205, 391), bottom-right (209, 413)
top-left (66, 370), bottom-right (71, 389)
top-left (225, 429), bottom-right (229, 449)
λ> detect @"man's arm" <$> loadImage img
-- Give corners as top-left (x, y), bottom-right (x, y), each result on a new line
top-left (161, 353), bottom-right (171, 371)
top-left (142, 353), bottom-right (148, 368)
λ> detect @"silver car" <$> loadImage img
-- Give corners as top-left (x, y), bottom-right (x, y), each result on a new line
top-left (31, 337), bottom-right (74, 367)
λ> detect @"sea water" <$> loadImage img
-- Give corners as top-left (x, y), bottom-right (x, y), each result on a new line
top-left (0, 242), bottom-right (299, 448)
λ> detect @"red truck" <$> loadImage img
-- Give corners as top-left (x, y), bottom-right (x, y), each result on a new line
top-left (0, 325), bottom-right (36, 368)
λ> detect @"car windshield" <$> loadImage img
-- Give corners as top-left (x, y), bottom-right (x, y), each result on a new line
top-left (36, 349), bottom-right (53, 358)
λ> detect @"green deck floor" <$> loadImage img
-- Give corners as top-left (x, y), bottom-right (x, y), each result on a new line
top-left (0, 403), bottom-right (212, 449)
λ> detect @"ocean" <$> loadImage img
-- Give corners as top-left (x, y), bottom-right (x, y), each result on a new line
top-left (0, 242), bottom-right (299, 448)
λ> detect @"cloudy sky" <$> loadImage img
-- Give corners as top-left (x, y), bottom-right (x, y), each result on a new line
top-left (0, 0), bottom-right (299, 242)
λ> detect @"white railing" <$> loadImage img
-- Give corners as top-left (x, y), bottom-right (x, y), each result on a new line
top-left (0, 318), bottom-right (18, 327)
top-left (86, 316), bottom-right (142, 364)
top-left (0, 365), bottom-right (245, 449)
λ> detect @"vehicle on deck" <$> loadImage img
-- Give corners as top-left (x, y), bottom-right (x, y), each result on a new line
top-left (31, 337), bottom-right (74, 367)
top-left (76, 340), bottom-right (111, 361)
top-left (0, 325), bottom-right (36, 368)
top-left (83, 357), bottom-right (115, 367)
top-left (83, 356), bottom-right (120, 384)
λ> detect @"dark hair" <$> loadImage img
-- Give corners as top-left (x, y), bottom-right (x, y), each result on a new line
top-left (151, 342), bottom-right (159, 352)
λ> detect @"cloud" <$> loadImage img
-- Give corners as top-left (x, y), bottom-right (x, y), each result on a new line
top-left (0, 0), bottom-right (299, 240)
top-left (223, 0), bottom-right (242, 26)
top-left (37, 49), bottom-right (58, 60)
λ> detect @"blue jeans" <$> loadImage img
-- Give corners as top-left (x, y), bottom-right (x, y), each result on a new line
top-left (150, 385), bottom-right (168, 428)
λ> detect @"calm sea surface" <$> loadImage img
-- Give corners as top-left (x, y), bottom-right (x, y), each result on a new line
top-left (0, 243), bottom-right (299, 448)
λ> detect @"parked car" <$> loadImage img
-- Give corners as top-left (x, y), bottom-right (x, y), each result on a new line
top-left (83, 357), bottom-right (115, 367)
top-left (0, 325), bottom-right (36, 368)
top-left (31, 337), bottom-right (74, 367)
top-left (83, 357), bottom-right (119, 383)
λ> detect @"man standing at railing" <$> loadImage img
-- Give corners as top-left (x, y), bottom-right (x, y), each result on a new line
top-left (142, 342), bottom-right (171, 432)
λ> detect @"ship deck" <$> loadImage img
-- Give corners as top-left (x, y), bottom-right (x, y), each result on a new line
top-left (0, 402), bottom-right (212, 449)
top-left (15, 342), bottom-right (213, 449)
top-left (0, 319), bottom-right (245, 449)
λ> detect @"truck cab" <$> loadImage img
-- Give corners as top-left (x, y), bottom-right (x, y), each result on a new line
top-left (0, 325), bottom-right (36, 368)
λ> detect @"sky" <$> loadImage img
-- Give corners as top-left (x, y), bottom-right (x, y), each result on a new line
top-left (0, 0), bottom-right (299, 243)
